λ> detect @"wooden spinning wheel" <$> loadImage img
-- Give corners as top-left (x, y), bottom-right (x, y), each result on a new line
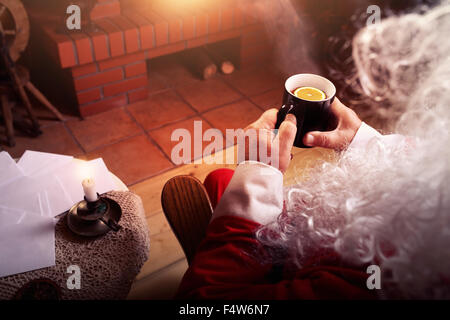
top-left (0, 0), bottom-right (64, 147)
top-left (0, 0), bottom-right (29, 62)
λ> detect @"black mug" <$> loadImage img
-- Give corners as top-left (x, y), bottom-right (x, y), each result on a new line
top-left (275, 74), bottom-right (336, 148)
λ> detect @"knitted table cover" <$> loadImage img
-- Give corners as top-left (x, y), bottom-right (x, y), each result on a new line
top-left (0, 191), bottom-right (150, 300)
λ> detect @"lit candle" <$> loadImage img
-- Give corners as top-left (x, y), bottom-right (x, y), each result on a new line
top-left (82, 178), bottom-right (98, 202)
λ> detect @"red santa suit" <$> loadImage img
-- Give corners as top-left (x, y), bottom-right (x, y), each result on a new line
top-left (175, 123), bottom-right (402, 299)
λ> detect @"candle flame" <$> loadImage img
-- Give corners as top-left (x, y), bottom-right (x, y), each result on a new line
top-left (78, 160), bottom-right (93, 181)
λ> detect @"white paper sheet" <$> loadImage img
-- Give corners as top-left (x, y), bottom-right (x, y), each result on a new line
top-left (0, 174), bottom-right (73, 217)
top-left (51, 158), bottom-right (117, 206)
top-left (0, 207), bottom-right (56, 278)
top-left (0, 151), bottom-right (118, 278)
top-left (0, 151), bottom-right (24, 187)
top-left (0, 157), bottom-right (117, 217)
top-left (17, 151), bottom-right (73, 177)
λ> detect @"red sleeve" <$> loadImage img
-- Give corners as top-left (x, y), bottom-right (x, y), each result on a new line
top-left (175, 216), bottom-right (375, 300)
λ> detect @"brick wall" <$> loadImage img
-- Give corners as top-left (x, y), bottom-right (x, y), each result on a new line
top-left (90, 0), bottom-right (121, 20)
top-left (31, 0), bottom-right (273, 117)
top-left (71, 52), bottom-right (148, 116)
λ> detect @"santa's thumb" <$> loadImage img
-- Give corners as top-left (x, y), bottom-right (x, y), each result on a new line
top-left (303, 130), bottom-right (341, 149)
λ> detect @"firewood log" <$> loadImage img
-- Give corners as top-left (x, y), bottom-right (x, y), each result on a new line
top-left (204, 45), bottom-right (235, 75)
top-left (181, 47), bottom-right (217, 80)
top-left (205, 38), bottom-right (241, 74)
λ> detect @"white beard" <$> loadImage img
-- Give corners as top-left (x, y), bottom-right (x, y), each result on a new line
top-left (257, 2), bottom-right (450, 299)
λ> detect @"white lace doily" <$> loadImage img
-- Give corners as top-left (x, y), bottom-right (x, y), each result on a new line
top-left (0, 191), bottom-right (150, 300)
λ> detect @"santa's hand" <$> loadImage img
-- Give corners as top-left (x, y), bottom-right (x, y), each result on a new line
top-left (273, 113), bottom-right (297, 173)
top-left (245, 109), bottom-right (297, 173)
top-left (303, 98), bottom-right (362, 151)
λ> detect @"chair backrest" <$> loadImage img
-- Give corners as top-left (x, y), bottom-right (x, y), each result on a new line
top-left (161, 175), bottom-right (213, 265)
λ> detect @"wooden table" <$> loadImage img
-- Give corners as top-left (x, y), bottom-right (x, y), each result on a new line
top-left (0, 175), bottom-right (150, 300)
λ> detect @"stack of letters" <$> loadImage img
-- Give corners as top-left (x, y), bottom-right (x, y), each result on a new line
top-left (0, 151), bottom-right (117, 278)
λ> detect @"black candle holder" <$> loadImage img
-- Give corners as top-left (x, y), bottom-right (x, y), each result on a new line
top-left (66, 193), bottom-right (122, 237)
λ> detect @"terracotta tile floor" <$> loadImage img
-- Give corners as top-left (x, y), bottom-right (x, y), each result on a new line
top-left (127, 90), bottom-right (196, 131)
top-left (85, 134), bottom-right (173, 186)
top-left (0, 56), bottom-right (284, 186)
top-left (250, 88), bottom-right (285, 111)
top-left (66, 108), bottom-right (142, 152)
top-left (1, 121), bottom-right (83, 158)
top-left (175, 78), bottom-right (242, 112)
top-left (202, 99), bottom-right (265, 146)
top-left (148, 116), bottom-right (215, 162)
top-left (0, 55), bottom-right (291, 299)
top-left (223, 66), bottom-right (283, 96)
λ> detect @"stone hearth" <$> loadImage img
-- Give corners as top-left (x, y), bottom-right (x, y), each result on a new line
top-left (25, 0), bottom-right (271, 117)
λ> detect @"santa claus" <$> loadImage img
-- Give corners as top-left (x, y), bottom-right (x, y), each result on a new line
top-left (176, 2), bottom-right (450, 300)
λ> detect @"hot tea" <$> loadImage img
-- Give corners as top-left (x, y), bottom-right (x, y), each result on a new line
top-left (275, 74), bottom-right (336, 148)
top-left (293, 87), bottom-right (326, 101)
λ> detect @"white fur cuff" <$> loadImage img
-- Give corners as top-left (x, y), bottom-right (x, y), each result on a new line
top-left (211, 161), bottom-right (284, 225)
top-left (348, 122), bottom-right (383, 149)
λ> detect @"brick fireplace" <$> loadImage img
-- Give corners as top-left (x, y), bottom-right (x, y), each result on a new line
top-left (24, 0), bottom-right (271, 117)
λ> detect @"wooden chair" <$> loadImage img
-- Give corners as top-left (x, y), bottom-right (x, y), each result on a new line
top-left (161, 175), bottom-right (213, 265)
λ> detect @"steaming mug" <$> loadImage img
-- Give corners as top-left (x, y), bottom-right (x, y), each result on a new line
top-left (275, 74), bottom-right (336, 148)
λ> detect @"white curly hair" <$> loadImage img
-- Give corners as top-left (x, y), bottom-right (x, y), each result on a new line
top-left (257, 1), bottom-right (450, 299)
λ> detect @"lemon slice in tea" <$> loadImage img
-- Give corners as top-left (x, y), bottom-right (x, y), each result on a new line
top-left (293, 87), bottom-right (326, 101)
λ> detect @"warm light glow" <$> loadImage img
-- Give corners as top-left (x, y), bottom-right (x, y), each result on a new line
top-left (77, 160), bottom-right (93, 181)
top-left (82, 178), bottom-right (94, 186)
top-left (149, 0), bottom-right (212, 11)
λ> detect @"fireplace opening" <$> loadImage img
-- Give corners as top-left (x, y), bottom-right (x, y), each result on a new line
top-left (17, 0), bottom-right (267, 118)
